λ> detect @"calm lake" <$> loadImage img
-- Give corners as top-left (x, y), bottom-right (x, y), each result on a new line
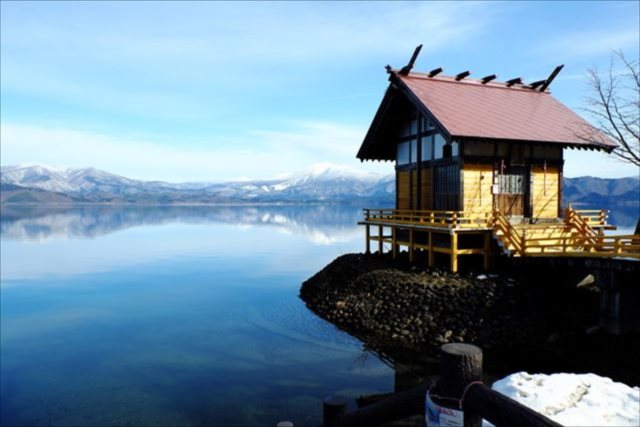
top-left (1, 204), bottom-right (636, 427)
top-left (1, 205), bottom-right (394, 427)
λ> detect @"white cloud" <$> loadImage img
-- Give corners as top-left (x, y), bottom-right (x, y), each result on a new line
top-left (0, 121), bottom-right (390, 182)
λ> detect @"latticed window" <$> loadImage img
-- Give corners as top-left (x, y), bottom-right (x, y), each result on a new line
top-left (498, 166), bottom-right (526, 194)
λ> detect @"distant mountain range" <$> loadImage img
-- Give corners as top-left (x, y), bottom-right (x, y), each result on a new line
top-left (0, 164), bottom-right (395, 204)
top-left (1, 164), bottom-right (638, 210)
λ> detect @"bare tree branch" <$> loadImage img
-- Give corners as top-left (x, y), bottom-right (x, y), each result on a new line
top-left (575, 51), bottom-right (640, 167)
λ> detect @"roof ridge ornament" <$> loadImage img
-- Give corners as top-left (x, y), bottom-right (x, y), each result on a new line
top-left (506, 77), bottom-right (523, 87)
top-left (398, 44), bottom-right (423, 76)
top-left (428, 67), bottom-right (443, 77)
top-left (538, 65), bottom-right (564, 92)
top-left (481, 74), bottom-right (497, 84)
top-left (455, 71), bottom-right (471, 81)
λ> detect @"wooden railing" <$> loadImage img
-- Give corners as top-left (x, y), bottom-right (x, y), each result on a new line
top-left (489, 208), bottom-right (639, 258)
top-left (323, 344), bottom-right (561, 427)
top-left (565, 207), bottom-right (600, 249)
top-left (360, 207), bottom-right (638, 260)
top-left (362, 208), bottom-right (490, 228)
top-left (523, 234), bottom-right (640, 258)
top-left (571, 209), bottom-right (608, 226)
top-left (490, 209), bottom-right (524, 256)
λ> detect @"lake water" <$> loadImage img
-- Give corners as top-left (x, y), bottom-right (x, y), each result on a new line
top-left (1, 204), bottom-right (637, 427)
top-left (1, 205), bottom-right (394, 427)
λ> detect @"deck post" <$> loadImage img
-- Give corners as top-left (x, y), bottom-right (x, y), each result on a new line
top-left (483, 232), bottom-right (491, 271)
top-left (392, 226), bottom-right (398, 259)
top-left (428, 231), bottom-right (434, 267)
top-left (378, 225), bottom-right (383, 254)
top-left (409, 228), bottom-right (414, 263)
top-left (365, 224), bottom-right (370, 254)
top-left (451, 232), bottom-right (459, 272)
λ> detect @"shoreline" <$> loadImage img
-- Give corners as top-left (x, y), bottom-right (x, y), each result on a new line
top-left (300, 253), bottom-right (640, 386)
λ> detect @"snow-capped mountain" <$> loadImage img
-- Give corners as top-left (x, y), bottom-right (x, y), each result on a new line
top-left (1, 164), bottom-right (395, 204)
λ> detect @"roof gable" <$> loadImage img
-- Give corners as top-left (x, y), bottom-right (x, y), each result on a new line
top-left (397, 73), bottom-right (615, 149)
top-left (358, 69), bottom-right (616, 161)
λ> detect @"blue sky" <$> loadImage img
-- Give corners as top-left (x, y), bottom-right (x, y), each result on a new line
top-left (1, 1), bottom-right (638, 181)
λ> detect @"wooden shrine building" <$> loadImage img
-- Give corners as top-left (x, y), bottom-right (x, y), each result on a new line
top-left (357, 46), bottom-right (639, 271)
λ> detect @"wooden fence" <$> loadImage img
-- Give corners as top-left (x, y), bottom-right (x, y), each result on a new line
top-left (322, 344), bottom-right (561, 427)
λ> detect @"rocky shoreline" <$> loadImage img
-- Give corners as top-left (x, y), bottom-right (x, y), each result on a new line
top-left (301, 253), bottom-right (552, 351)
top-left (300, 253), bottom-right (640, 385)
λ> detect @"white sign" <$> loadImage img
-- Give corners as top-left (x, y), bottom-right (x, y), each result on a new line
top-left (426, 391), bottom-right (464, 427)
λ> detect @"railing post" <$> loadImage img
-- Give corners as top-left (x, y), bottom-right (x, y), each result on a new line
top-left (392, 226), bottom-right (397, 259)
top-left (451, 232), bottom-right (458, 272)
top-left (365, 224), bottom-right (370, 255)
top-left (323, 395), bottom-right (347, 427)
top-left (378, 225), bottom-right (383, 254)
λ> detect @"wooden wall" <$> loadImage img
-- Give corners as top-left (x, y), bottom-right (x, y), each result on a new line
top-left (462, 163), bottom-right (493, 216)
top-left (531, 165), bottom-right (560, 219)
top-left (421, 168), bottom-right (432, 210)
top-left (397, 170), bottom-right (410, 209)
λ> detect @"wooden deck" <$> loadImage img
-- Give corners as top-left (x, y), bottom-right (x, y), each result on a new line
top-left (359, 207), bottom-right (640, 272)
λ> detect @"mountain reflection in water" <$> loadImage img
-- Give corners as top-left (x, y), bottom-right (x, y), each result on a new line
top-left (0, 204), bottom-right (368, 243)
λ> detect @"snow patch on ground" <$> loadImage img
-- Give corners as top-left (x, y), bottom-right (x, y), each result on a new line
top-left (485, 372), bottom-right (639, 426)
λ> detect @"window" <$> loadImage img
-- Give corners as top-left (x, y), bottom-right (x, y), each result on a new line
top-left (434, 133), bottom-right (446, 159)
top-left (451, 141), bottom-right (459, 157)
top-left (397, 142), bottom-right (410, 165)
top-left (410, 139), bottom-right (417, 163)
top-left (421, 135), bottom-right (433, 161)
top-left (498, 166), bottom-right (526, 194)
top-left (410, 119), bottom-right (418, 135)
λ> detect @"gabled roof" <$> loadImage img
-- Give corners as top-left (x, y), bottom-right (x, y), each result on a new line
top-left (358, 70), bottom-right (617, 161)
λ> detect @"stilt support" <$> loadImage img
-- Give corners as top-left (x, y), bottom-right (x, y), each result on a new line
top-left (365, 224), bottom-right (370, 254)
top-left (451, 232), bottom-right (458, 273)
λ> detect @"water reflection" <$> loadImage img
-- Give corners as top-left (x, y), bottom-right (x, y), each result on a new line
top-left (0, 205), bottom-right (372, 283)
top-left (0, 205), bottom-right (394, 427)
top-left (0, 204), bottom-right (366, 243)
top-left (2, 202), bottom-right (636, 243)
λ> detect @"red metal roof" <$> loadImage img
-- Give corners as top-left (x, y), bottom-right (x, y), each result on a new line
top-left (397, 73), bottom-right (616, 149)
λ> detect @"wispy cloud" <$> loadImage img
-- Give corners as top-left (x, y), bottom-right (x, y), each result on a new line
top-left (0, 121), bottom-right (388, 182)
top-left (532, 29), bottom-right (639, 60)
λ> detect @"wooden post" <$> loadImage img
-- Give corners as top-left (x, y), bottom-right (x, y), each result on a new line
top-left (431, 343), bottom-right (483, 427)
top-left (409, 228), bottom-right (414, 263)
top-left (323, 395), bottom-right (347, 427)
top-left (392, 226), bottom-right (397, 259)
top-left (378, 225), bottom-right (383, 254)
top-left (322, 343), bottom-right (561, 427)
top-left (451, 232), bottom-right (459, 272)
top-left (365, 224), bottom-right (370, 254)
top-left (483, 232), bottom-right (491, 271)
